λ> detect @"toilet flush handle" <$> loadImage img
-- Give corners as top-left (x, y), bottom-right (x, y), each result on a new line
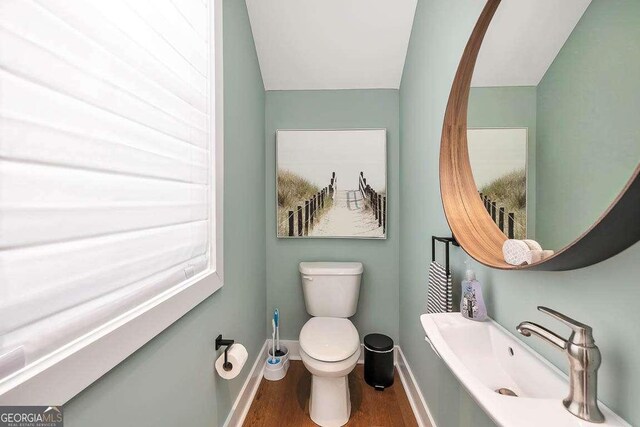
top-left (302, 275), bottom-right (313, 281)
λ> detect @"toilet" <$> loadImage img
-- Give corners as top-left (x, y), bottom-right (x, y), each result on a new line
top-left (298, 262), bottom-right (363, 427)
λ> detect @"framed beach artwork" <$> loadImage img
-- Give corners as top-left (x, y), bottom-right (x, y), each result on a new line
top-left (276, 129), bottom-right (387, 239)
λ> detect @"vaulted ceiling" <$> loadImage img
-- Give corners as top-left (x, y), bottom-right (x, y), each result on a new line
top-left (246, 0), bottom-right (417, 90)
top-left (246, 0), bottom-right (591, 91)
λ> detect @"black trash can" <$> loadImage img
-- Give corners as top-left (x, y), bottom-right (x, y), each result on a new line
top-left (363, 333), bottom-right (394, 390)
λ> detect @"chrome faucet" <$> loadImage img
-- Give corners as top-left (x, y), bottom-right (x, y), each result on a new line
top-left (517, 306), bottom-right (605, 423)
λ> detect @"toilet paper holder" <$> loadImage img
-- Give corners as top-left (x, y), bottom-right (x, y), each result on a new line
top-left (215, 335), bottom-right (235, 372)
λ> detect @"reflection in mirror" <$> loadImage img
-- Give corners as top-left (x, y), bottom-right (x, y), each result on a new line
top-left (467, 0), bottom-right (640, 252)
top-left (468, 128), bottom-right (527, 239)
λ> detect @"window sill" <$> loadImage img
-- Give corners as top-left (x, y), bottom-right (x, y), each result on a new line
top-left (0, 269), bottom-right (223, 405)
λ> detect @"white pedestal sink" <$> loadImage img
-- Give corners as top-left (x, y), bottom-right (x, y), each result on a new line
top-left (420, 313), bottom-right (629, 427)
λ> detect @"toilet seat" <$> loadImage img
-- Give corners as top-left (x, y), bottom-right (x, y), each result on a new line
top-left (300, 317), bottom-right (359, 362)
top-left (300, 346), bottom-right (361, 378)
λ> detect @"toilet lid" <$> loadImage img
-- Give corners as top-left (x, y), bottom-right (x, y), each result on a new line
top-left (300, 317), bottom-right (359, 362)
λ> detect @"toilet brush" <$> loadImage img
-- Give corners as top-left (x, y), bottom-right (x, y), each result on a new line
top-left (270, 319), bottom-right (278, 363)
top-left (275, 309), bottom-right (280, 353)
top-left (264, 315), bottom-right (288, 381)
top-left (274, 309), bottom-right (286, 357)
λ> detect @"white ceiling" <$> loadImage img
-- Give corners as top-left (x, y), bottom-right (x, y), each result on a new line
top-left (245, 0), bottom-right (417, 91)
top-left (472, 0), bottom-right (591, 87)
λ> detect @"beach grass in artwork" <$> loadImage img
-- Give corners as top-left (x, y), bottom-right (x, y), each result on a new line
top-left (277, 171), bottom-right (332, 237)
top-left (467, 128), bottom-right (528, 239)
top-left (480, 169), bottom-right (526, 239)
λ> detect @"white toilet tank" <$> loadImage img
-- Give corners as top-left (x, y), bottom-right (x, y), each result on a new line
top-left (299, 262), bottom-right (363, 317)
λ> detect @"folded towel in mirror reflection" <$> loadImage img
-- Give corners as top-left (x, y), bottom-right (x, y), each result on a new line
top-left (503, 239), bottom-right (554, 266)
top-left (427, 261), bottom-right (453, 313)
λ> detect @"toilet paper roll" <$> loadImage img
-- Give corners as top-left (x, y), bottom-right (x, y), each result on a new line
top-left (526, 249), bottom-right (555, 264)
top-left (215, 343), bottom-right (248, 380)
top-left (527, 250), bottom-right (545, 264)
top-left (522, 239), bottom-right (543, 251)
top-left (541, 249), bottom-right (555, 261)
top-left (503, 239), bottom-right (530, 266)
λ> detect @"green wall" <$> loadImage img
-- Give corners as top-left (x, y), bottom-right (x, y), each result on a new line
top-left (63, 1), bottom-right (267, 426)
top-left (400, 1), bottom-right (640, 426)
top-left (399, 1), bottom-right (495, 425)
top-left (535, 0), bottom-right (640, 249)
top-left (468, 86), bottom-right (537, 238)
top-left (265, 90), bottom-right (400, 342)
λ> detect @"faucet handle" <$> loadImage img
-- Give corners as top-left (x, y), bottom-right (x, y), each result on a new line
top-left (537, 306), bottom-right (595, 347)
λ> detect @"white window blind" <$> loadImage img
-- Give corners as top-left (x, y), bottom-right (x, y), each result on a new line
top-left (0, 0), bottom-right (213, 381)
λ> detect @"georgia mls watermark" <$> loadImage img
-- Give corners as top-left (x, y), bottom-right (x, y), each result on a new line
top-left (0, 406), bottom-right (63, 427)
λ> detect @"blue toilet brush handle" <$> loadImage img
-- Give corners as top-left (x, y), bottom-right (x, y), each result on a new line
top-left (274, 309), bottom-right (280, 351)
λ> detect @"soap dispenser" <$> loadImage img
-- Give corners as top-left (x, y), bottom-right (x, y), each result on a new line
top-left (460, 259), bottom-right (487, 321)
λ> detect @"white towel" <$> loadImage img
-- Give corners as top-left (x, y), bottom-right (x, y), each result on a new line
top-left (502, 239), bottom-right (531, 266)
top-left (503, 239), bottom-right (554, 266)
top-left (427, 261), bottom-right (453, 313)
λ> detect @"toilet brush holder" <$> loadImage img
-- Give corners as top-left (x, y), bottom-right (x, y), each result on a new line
top-left (264, 345), bottom-right (289, 381)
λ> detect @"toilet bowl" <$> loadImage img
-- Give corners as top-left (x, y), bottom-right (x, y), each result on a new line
top-left (300, 317), bottom-right (360, 427)
top-left (298, 262), bottom-right (363, 427)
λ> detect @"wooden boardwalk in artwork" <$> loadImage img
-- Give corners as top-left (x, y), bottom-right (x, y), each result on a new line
top-left (310, 189), bottom-right (381, 237)
top-left (280, 171), bottom-right (386, 238)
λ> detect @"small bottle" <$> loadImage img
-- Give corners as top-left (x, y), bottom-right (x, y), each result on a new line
top-left (460, 259), bottom-right (487, 321)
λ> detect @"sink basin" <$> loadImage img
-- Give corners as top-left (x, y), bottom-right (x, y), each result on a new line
top-left (420, 313), bottom-right (629, 426)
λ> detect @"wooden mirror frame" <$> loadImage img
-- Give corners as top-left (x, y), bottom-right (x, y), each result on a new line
top-left (440, 0), bottom-right (640, 271)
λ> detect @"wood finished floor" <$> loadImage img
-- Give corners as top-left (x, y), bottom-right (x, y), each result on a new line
top-left (243, 361), bottom-right (419, 427)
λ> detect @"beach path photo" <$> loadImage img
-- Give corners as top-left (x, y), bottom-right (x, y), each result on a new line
top-left (276, 129), bottom-right (387, 239)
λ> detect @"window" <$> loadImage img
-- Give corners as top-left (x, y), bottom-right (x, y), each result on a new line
top-left (0, 0), bottom-right (223, 403)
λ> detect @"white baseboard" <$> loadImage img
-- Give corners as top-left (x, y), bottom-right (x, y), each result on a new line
top-left (396, 347), bottom-right (437, 427)
top-left (222, 340), bottom-right (268, 427)
top-left (223, 341), bottom-right (435, 427)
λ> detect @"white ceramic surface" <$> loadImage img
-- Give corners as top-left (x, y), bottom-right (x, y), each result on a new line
top-left (301, 347), bottom-right (360, 427)
top-left (300, 262), bottom-right (362, 317)
top-left (300, 317), bottom-right (359, 362)
top-left (309, 374), bottom-right (351, 427)
top-left (420, 313), bottom-right (629, 427)
top-left (299, 262), bottom-right (364, 426)
top-left (300, 347), bottom-right (360, 379)
top-left (299, 262), bottom-right (364, 276)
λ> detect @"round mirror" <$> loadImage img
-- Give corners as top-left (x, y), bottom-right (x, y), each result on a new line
top-left (440, 0), bottom-right (640, 270)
